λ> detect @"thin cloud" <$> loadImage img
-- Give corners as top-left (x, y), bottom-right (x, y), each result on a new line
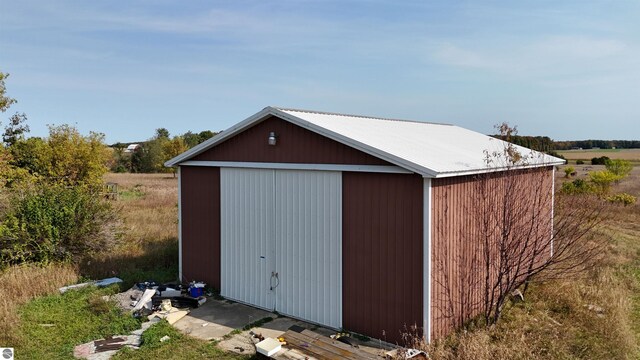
top-left (432, 35), bottom-right (637, 87)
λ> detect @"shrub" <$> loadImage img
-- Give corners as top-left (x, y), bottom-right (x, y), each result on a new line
top-left (605, 159), bottom-right (632, 177)
top-left (0, 184), bottom-right (120, 266)
top-left (591, 156), bottom-right (610, 165)
top-left (607, 193), bottom-right (637, 206)
top-left (561, 179), bottom-right (593, 194)
top-left (576, 160), bottom-right (584, 165)
top-left (589, 170), bottom-right (622, 194)
top-left (564, 166), bottom-right (575, 178)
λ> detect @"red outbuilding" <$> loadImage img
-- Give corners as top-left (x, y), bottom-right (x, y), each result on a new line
top-left (166, 107), bottom-right (564, 343)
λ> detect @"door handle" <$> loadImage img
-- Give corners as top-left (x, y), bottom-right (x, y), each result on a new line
top-left (270, 271), bottom-right (279, 291)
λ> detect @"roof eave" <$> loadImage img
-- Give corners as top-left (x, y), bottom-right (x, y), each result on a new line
top-left (432, 160), bottom-right (566, 178)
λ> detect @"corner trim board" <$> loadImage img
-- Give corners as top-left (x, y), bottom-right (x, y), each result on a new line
top-left (178, 166), bottom-right (183, 282)
top-left (550, 167), bottom-right (555, 257)
top-left (179, 160), bottom-right (413, 174)
top-left (423, 177), bottom-right (432, 343)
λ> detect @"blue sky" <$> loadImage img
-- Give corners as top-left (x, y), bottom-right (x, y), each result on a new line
top-left (1, 1), bottom-right (639, 143)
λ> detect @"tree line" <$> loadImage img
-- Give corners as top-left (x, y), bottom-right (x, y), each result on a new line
top-left (493, 134), bottom-right (640, 151)
top-left (109, 128), bottom-right (216, 174)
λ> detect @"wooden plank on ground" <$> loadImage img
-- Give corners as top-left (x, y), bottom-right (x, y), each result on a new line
top-left (299, 330), bottom-right (379, 360)
top-left (284, 331), bottom-right (350, 359)
top-left (282, 330), bottom-right (379, 360)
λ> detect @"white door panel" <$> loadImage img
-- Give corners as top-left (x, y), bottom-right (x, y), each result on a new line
top-left (274, 170), bottom-right (342, 328)
top-left (220, 168), bottom-right (275, 310)
top-left (220, 168), bottom-right (342, 328)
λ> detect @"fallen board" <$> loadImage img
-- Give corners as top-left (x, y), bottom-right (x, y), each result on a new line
top-left (282, 330), bottom-right (379, 360)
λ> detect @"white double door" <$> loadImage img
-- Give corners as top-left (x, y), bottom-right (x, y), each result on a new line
top-left (220, 168), bottom-right (342, 329)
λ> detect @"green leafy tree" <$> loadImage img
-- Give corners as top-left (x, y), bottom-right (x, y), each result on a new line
top-left (182, 130), bottom-right (216, 148)
top-left (3, 112), bottom-right (29, 146)
top-left (0, 72), bottom-right (17, 113)
top-left (182, 131), bottom-right (199, 148)
top-left (9, 137), bottom-right (51, 178)
top-left (155, 128), bottom-right (170, 140)
top-left (32, 125), bottom-right (111, 188)
top-left (163, 136), bottom-right (188, 176)
top-left (198, 130), bottom-right (215, 143)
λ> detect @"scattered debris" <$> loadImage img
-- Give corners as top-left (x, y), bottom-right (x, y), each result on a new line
top-left (59, 277), bottom-right (123, 294)
top-left (188, 281), bottom-right (206, 297)
top-left (385, 348), bottom-right (428, 359)
top-left (109, 286), bottom-right (144, 311)
top-left (330, 331), bottom-right (357, 347)
top-left (256, 337), bottom-right (282, 357)
top-left (132, 288), bottom-right (156, 312)
top-left (250, 331), bottom-right (265, 342)
top-left (511, 289), bottom-right (525, 303)
top-left (73, 279), bottom-right (210, 359)
top-left (152, 295), bottom-right (202, 309)
top-left (147, 302), bottom-right (189, 325)
top-left (73, 334), bottom-right (141, 359)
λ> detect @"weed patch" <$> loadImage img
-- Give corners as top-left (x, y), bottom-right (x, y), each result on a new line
top-left (15, 286), bottom-right (140, 359)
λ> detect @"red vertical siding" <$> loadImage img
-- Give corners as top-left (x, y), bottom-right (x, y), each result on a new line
top-left (192, 116), bottom-right (391, 165)
top-left (342, 172), bottom-right (423, 345)
top-left (430, 167), bottom-right (554, 339)
top-left (180, 166), bottom-right (221, 289)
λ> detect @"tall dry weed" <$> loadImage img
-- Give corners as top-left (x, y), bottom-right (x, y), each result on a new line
top-left (0, 263), bottom-right (79, 344)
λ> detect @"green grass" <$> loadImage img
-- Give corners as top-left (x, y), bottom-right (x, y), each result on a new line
top-left (112, 321), bottom-right (249, 360)
top-left (14, 285), bottom-right (249, 360)
top-left (118, 184), bottom-right (145, 201)
top-left (15, 285), bottom-right (140, 359)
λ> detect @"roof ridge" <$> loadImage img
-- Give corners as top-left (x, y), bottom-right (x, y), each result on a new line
top-left (271, 106), bottom-right (453, 126)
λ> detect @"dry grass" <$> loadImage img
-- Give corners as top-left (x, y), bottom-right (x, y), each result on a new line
top-left (105, 173), bottom-right (178, 244)
top-left (558, 148), bottom-right (640, 163)
top-left (0, 263), bottom-right (78, 344)
top-left (80, 173), bottom-right (179, 283)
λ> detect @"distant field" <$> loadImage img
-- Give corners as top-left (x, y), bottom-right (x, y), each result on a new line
top-left (558, 148), bottom-right (640, 163)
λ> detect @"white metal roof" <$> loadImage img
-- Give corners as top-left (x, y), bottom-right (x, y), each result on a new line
top-left (165, 106), bottom-right (565, 177)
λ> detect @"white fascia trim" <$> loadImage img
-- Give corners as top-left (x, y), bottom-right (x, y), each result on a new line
top-left (433, 162), bottom-right (565, 178)
top-left (179, 160), bottom-right (413, 174)
top-left (177, 166), bottom-right (183, 283)
top-left (423, 177), bottom-right (432, 343)
top-left (550, 167), bottom-right (555, 257)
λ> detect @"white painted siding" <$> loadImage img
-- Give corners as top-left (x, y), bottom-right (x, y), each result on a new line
top-left (274, 170), bottom-right (342, 329)
top-left (220, 168), bottom-right (275, 310)
top-left (220, 168), bottom-right (342, 328)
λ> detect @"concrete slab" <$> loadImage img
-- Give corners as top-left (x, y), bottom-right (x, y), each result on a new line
top-left (173, 297), bottom-right (391, 358)
top-left (172, 299), bottom-right (275, 341)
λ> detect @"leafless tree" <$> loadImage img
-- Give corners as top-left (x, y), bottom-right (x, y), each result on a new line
top-left (433, 124), bottom-right (606, 332)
